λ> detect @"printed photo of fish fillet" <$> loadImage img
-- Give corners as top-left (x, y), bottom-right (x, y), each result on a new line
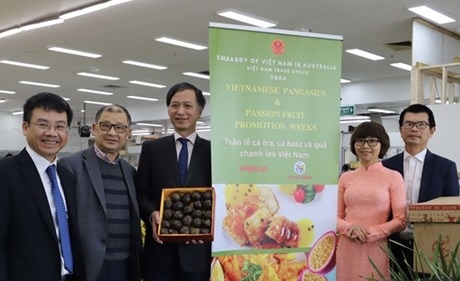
top-left (256, 186), bottom-right (279, 214)
top-left (243, 207), bottom-right (272, 247)
top-left (223, 200), bottom-right (259, 245)
top-left (265, 215), bottom-right (300, 248)
top-left (223, 186), bottom-right (279, 246)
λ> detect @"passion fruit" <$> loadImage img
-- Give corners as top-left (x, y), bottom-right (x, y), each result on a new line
top-left (297, 268), bottom-right (327, 281)
top-left (306, 231), bottom-right (336, 275)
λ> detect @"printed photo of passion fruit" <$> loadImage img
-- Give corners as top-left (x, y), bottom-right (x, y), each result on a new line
top-left (297, 268), bottom-right (327, 281)
top-left (306, 231), bottom-right (336, 275)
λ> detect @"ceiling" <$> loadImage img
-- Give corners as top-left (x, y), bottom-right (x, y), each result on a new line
top-left (1, 0), bottom-right (460, 132)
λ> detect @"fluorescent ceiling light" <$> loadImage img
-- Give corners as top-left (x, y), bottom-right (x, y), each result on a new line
top-left (129, 80), bottom-right (166, 88)
top-left (390, 62), bottom-right (412, 71)
top-left (20, 19), bottom-right (63, 31)
top-left (202, 91), bottom-right (211, 96)
top-left (339, 116), bottom-right (370, 124)
top-left (12, 111), bottom-right (24, 115)
top-left (0, 90), bottom-right (16, 94)
top-left (131, 132), bottom-right (152, 136)
top-left (346, 48), bottom-right (385, 61)
top-left (0, 99), bottom-right (6, 103)
top-left (0, 28), bottom-right (22, 39)
top-left (340, 116), bottom-right (370, 121)
top-left (340, 119), bottom-right (371, 124)
top-left (196, 126), bottom-right (211, 130)
top-left (341, 78), bottom-right (351, 84)
top-left (78, 88), bottom-right (113, 95)
top-left (84, 100), bottom-right (112, 106)
top-left (127, 95), bottom-right (159, 101)
top-left (122, 60), bottom-right (167, 70)
top-left (19, 81), bottom-right (60, 88)
top-left (155, 37), bottom-right (207, 50)
top-left (0, 60), bottom-right (49, 70)
top-left (182, 72), bottom-right (210, 80)
top-left (77, 72), bottom-right (119, 80)
top-left (61, 97), bottom-right (70, 101)
top-left (217, 9), bottom-right (277, 28)
top-left (136, 122), bottom-right (163, 127)
top-left (408, 6), bottom-right (455, 24)
top-left (368, 108), bottom-right (395, 114)
top-left (132, 129), bottom-right (151, 134)
top-left (109, 0), bottom-right (134, 5)
top-left (48, 46), bottom-right (102, 58)
top-left (60, 2), bottom-right (111, 20)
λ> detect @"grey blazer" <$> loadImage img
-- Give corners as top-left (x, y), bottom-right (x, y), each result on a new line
top-left (59, 147), bottom-right (141, 281)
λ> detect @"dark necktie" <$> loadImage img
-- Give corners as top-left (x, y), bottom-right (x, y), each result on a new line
top-left (178, 138), bottom-right (188, 184)
top-left (46, 165), bottom-right (74, 273)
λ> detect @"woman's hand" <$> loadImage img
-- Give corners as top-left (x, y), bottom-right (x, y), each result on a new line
top-left (347, 224), bottom-right (368, 244)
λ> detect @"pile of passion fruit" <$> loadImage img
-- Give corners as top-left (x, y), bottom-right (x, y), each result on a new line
top-left (160, 190), bottom-right (213, 235)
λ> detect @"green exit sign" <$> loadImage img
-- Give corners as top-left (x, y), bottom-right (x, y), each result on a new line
top-left (340, 105), bottom-right (355, 116)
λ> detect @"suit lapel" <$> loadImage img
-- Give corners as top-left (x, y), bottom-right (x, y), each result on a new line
top-left (120, 160), bottom-right (139, 216)
top-left (395, 153), bottom-right (404, 176)
top-left (186, 136), bottom-right (203, 185)
top-left (57, 164), bottom-right (77, 220)
top-left (82, 149), bottom-right (107, 215)
top-left (419, 150), bottom-right (434, 201)
top-left (18, 149), bottom-right (57, 240)
top-left (166, 135), bottom-right (181, 186)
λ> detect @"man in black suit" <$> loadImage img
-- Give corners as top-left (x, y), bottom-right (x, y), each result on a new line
top-left (59, 105), bottom-right (141, 281)
top-left (136, 82), bottom-right (211, 281)
top-left (382, 103), bottom-right (459, 275)
top-left (0, 92), bottom-right (82, 281)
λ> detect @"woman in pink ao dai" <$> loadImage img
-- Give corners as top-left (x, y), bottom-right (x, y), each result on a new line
top-left (337, 121), bottom-right (406, 280)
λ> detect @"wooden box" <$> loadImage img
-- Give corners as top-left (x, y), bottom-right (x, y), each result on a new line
top-left (408, 196), bottom-right (460, 273)
top-left (158, 187), bottom-right (215, 242)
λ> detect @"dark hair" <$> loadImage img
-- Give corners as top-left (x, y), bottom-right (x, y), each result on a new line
top-left (399, 103), bottom-right (435, 128)
top-left (95, 104), bottom-right (132, 125)
top-left (166, 82), bottom-right (206, 111)
top-left (23, 92), bottom-right (73, 125)
top-left (350, 121), bottom-right (390, 159)
top-left (341, 163), bottom-right (350, 172)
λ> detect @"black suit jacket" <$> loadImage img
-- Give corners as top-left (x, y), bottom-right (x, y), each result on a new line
top-left (0, 149), bottom-right (83, 281)
top-left (136, 134), bottom-right (212, 274)
top-left (59, 147), bottom-right (142, 281)
top-left (382, 149), bottom-right (459, 202)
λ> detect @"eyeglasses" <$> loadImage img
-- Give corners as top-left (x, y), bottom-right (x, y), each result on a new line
top-left (31, 122), bottom-right (68, 132)
top-left (401, 121), bottom-right (429, 130)
top-left (98, 122), bottom-right (128, 133)
top-left (354, 138), bottom-right (380, 147)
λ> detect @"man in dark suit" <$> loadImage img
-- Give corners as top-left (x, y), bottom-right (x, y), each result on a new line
top-left (382, 103), bottom-right (459, 274)
top-left (136, 82), bottom-right (211, 281)
top-left (0, 92), bottom-right (82, 281)
top-left (59, 104), bottom-right (141, 281)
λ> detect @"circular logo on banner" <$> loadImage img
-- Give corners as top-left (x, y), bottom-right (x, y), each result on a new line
top-left (294, 161), bottom-right (306, 175)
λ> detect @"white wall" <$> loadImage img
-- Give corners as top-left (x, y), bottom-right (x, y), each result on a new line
top-left (427, 103), bottom-right (460, 169)
top-left (0, 112), bottom-right (89, 154)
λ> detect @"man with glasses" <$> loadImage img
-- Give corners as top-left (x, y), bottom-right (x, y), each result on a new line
top-left (136, 82), bottom-right (211, 281)
top-left (382, 103), bottom-right (459, 274)
top-left (0, 92), bottom-right (83, 281)
top-left (59, 104), bottom-right (141, 281)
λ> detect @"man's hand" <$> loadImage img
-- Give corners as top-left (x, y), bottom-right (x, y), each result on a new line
top-left (150, 211), bottom-right (163, 244)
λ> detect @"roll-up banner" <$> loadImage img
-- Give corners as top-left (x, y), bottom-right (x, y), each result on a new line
top-left (209, 22), bottom-right (342, 281)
